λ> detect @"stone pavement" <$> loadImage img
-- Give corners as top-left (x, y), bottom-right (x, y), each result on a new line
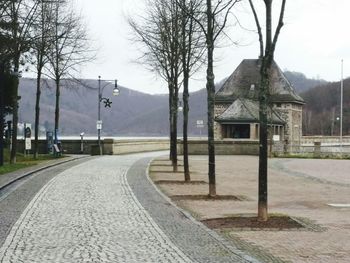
top-left (151, 156), bottom-right (350, 263)
top-left (0, 152), bottom-right (258, 263)
top-left (0, 156), bottom-right (93, 249)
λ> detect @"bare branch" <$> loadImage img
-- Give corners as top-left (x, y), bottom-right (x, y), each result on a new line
top-left (248, 0), bottom-right (264, 57)
top-left (270, 0), bottom-right (286, 61)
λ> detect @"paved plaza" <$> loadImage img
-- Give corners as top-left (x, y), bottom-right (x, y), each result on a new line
top-left (0, 153), bottom-right (258, 263)
top-left (151, 156), bottom-right (350, 263)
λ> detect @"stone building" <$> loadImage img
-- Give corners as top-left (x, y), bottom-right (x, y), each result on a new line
top-left (214, 59), bottom-right (305, 145)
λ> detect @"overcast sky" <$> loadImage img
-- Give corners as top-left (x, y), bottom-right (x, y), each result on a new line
top-left (67, 0), bottom-right (350, 94)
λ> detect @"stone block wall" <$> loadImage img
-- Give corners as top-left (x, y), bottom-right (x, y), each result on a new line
top-left (275, 103), bottom-right (303, 144)
top-left (214, 103), bottom-right (230, 139)
top-left (177, 139), bottom-right (259, 155)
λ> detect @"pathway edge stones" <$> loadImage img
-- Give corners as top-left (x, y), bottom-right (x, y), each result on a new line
top-left (127, 157), bottom-right (261, 263)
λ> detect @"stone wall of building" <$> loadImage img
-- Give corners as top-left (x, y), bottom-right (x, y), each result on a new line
top-left (214, 103), bottom-right (231, 139)
top-left (274, 103), bottom-right (303, 144)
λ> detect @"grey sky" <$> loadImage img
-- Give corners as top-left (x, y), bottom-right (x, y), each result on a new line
top-left (68, 0), bottom-right (350, 94)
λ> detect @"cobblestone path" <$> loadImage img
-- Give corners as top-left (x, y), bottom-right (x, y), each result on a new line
top-left (0, 153), bottom-right (257, 263)
top-left (0, 154), bottom-right (193, 263)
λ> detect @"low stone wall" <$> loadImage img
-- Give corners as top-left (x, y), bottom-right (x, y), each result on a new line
top-left (301, 136), bottom-right (350, 145)
top-left (16, 139), bottom-right (99, 155)
top-left (177, 139), bottom-right (259, 155)
top-left (16, 138), bottom-right (170, 155)
top-left (103, 139), bottom-right (170, 155)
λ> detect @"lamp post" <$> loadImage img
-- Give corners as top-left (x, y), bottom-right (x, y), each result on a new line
top-left (97, 76), bottom-right (119, 155)
top-left (340, 60), bottom-right (344, 153)
top-left (80, 132), bottom-right (84, 154)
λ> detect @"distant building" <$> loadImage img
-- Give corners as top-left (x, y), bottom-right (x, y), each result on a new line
top-left (214, 59), bottom-right (305, 144)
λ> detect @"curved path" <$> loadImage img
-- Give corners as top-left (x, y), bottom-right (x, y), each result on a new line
top-left (0, 152), bottom-right (258, 263)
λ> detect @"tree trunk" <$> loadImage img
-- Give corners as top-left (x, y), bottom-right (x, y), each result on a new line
top-left (169, 85), bottom-right (174, 161)
top-left (0, 64), bottom-right (4, 166)
top-left (258, 59), bottom-right (269, 221)
top-left (171, 86), bottom-right (178, 172)
top-left (206, 0), bottom-right (216, 197)
top-left (34, 70), bottom-right (42, 159)
top-left (54, 78), bottom-right (60, 143)
top-left (10, 57), bottom-right (20, 164)
top-left (183, 71), bottom-right (190, 181)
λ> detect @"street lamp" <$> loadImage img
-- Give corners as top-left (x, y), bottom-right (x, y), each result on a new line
top-left (340, 59), bottom-right (344, 153)
top-left (97, 76), bottom-right (119, 155)
top-left (178, 100), bottom-right (183, 112)
top-left (80, 132), bottom-right (84, 154)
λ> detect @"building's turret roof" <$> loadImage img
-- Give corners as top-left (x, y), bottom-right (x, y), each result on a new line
top-left (216, 98), bottom-right (285, 125)
top-left (215, 59), bottom-right (305, 104)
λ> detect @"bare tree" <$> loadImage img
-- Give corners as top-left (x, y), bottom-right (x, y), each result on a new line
top-left (183, 0), bottom-right (240, 196)
top-left (45, 0), bottom-right (93, 144)
top-left (248, 0), bottom-right (287, 221)
top-left (178, 0), bottom-right (206, 181)
top-left (129, 0), bottom-right (183, 172)
top-left (32, 0), bottom-right (56, 159)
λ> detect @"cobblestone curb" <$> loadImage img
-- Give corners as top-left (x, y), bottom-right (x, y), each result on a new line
top-left (127, 157), bottom-right (261, 263)
top-left (221, 231), bottom-right (287, 263)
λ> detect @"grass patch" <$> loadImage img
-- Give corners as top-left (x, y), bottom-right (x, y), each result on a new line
top-left (0, 162), bottom-right (36, 175)
top-left (0, 149), bottom-right (64, 175)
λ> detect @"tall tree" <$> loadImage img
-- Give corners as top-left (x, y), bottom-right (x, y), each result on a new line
top-left (185, 0), bottom-right (240, 196)
top-left (249, 0), bottom-right (287, 221)
top-left (45, 0), bottom-right (93, 144)
top-left (178, 0), bottom-right (206, 181)
top-left (0, 64), bottom-right (16, 166)
top-left (6, 0), bottom-right (39, 163)
top-left (32, 0), bottom-right (55, 159)
top-left (0, 2), bottom-right (11, 166)
top-left (129, 0), bottom-right (183, 172)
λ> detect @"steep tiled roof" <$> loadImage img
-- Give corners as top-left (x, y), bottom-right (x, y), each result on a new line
top-left (215, 59), bottom-right (305, 104)
top-left (216, 98), bottom-right (285, 125)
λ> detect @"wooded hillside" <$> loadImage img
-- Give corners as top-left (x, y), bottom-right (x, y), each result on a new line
top-left (15, 70), bottom-right (330, 137)
top-left (301, 78), bottom-right (350, 136)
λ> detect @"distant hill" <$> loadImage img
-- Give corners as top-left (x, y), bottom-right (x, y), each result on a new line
top-left (284, 71), bottom-right (327, 93)
top-left (18, 78), bottom-right (208, 137)
top-left (300, 78), bottom-right (350, 136)
top-left (16, 70), bottom-right (331, 137)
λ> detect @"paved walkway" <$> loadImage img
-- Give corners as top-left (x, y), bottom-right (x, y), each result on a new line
top-left (152, 155), bottom-right (350, 263)
top-left (0, 153), bottom-right (257, 263)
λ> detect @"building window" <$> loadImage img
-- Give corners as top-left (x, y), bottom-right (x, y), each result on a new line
top-left (222, 124), bottom-right (250, 139)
